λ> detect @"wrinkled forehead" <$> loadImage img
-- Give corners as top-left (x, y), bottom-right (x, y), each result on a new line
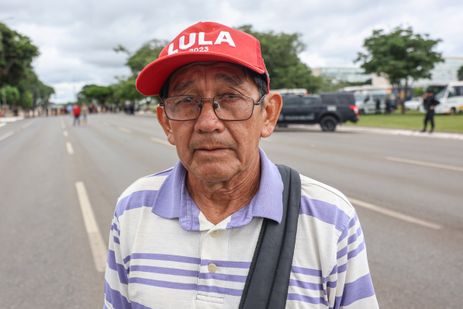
top-left (167, 62), bottom-right (253, 93)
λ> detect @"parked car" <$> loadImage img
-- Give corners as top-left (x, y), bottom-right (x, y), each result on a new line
top-left (277, 92), bottom-right (359, 132)
top-left (404, 97), bottom-right (423, 111)
top-left (433, 81), bottom-right (463, 114)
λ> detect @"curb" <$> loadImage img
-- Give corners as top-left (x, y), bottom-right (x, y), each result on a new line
top-left (341, 125), bottom-right (463, 141)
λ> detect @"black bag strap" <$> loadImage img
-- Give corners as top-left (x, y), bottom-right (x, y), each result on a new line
top-left (239, 164), bottom-right (301, 309)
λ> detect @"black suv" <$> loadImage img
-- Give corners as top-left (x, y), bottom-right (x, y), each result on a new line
top-left (277, 92), bottom-right (359, 131)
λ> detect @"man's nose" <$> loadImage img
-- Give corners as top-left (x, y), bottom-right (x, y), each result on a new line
top-left (194, 99), bottom-right (223, 132)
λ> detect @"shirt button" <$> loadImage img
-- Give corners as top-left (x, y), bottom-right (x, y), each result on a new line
top-left (210, 230), bottom-right (220, 238)
top-left (208, 263), bottom-right (217, 273)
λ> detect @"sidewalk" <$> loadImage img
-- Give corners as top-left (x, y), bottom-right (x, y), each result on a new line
top-left (0, 116), bottom-right (24, 128)
top-left (340, 125), bottom-right (463, 141)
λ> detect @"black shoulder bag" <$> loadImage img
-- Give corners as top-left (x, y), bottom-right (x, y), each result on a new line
top-left (239, 164), bottom-right (301, 309)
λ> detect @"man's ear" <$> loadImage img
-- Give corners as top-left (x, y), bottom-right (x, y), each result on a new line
top-left (156, 106), bottom-right (176, 145)
top-left (260, 92), bottom-right (283, 138)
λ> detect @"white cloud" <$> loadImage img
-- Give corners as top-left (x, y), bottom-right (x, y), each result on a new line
top-left (1, 0), bottom-right (462, 102)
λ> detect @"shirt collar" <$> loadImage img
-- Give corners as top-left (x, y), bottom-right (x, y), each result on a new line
top-left (152, 148), bottom-right (283, 231)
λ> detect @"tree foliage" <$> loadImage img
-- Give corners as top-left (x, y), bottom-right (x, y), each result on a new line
top-left (78, 84), bottom-right (113, 106)
top-left (356, 26), bottom-right (443, 87)
top-left (0, 22), bottom-right (54, 109)
top-left (458, 65), bottom-right (463, 81)
top-left (238, 25), bottom-right (320, 92)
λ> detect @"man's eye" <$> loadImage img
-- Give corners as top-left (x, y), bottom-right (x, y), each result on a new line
top-left (175, 96), bottom-right (196, 105)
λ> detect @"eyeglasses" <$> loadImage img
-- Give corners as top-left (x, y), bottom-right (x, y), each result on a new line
top-left (160, 93), bottom-right (265, 121)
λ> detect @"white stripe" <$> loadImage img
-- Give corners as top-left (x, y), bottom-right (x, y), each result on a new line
top-left (0, 131), bottom-right (14, 142)
top-left (75, 181), bottom-right (107, 272)
top-left (349, 197), bottom-right (442, 230)
top-left (22, 122), bottom-right (32, 129)
top-left (151, 137), bottom-right (173, 147)
top-left (386, 156), bottom-right (463, 173)
top-left (66, 142), bottom-right (74, 155)
top-left (118, 127), bottom-right (132, 133)
top-left (63, 131), bottom-right (68, 137)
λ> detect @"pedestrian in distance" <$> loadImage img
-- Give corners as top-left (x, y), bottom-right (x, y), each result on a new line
top-left (103, 21), bottom-right (378, 309)
top-left (72, 103), bottom-right (81, 126)
top-left (421, 90), bottom-right (440, 133)
top-left (81, 103), bottom-right (89, 125)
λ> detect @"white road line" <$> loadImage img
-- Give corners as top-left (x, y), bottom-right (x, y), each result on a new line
top-left (118, 127), bottom-right (132, 133)
top-left (75, 182), bottom-right (107, 272)
top-left (0, 131), bottom-right (14, 142)
top-left (349, 197), bottom-right (442, 230)
top-left (63, 131), bottom-right (68, 137)
top-left (21, 122), bottom-right (32, 129)
top-left (66, 142), bottom-right (74, 155)
top-left (386, 156), bottom-right (463, 173)
top-left (150, 137), bottom-right (173, 147)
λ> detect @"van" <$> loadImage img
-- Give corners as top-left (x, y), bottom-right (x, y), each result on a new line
top-left (343, 86), bottom-right (392, 114)
top-left (433, 81), bottom-right (463, 114)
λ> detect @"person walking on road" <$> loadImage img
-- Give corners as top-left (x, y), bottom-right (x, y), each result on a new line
top-left (81, 103), bottom-right (89, 125)
top-left (421, 90), bottom-right (440, 133)
top-left (72, 103), bottom-right (81, 126)
top-left (103, 21), bottom-right (378, 309)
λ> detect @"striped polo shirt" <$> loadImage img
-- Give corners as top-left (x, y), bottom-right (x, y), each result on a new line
top-left (104, 150), bottom-right (378, 308)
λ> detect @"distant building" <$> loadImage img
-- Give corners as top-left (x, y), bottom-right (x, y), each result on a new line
top-left (414, 56), bottom-right (463, 86)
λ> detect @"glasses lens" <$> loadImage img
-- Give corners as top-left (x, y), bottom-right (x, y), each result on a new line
top-left (164, 96), bottom-right (201, 120)
top-left (215, 94), bottom-right (254, 120)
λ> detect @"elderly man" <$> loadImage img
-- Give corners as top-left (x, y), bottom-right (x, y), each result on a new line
top-left (104, 22), bottom-right (378, 309)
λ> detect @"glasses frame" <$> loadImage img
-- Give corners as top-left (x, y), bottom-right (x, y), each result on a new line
top-left (160, 93), bottom-right (266, 121)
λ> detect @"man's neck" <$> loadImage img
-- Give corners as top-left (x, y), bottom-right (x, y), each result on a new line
top-left (186, 159), bottom-right (261, 225)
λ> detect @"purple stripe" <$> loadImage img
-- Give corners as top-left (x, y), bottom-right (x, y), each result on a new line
top-left (347, 227), bottom-right (362, 245)
top-left (291, 266), bottom-right (322, 277)
top-left (197, 284), bottom-right (242, 296)
top-left (111, 223), bottom-right (120, 235)
top-left (337, 246), bottom-right (348, 259)
top-left (327, 280), bottom-right (337, 288)
top-left (130, 265), bottom-right (199, 277)
top-left (113, 236), bottom-right (120, 244)
top-left (300, 196), bottom-right (351, 232)
top-left (107, 250), bottom-right (128, 284)
top-left (200, 259), bottom-right (251, 269)
top-left (123, 253), bottom-right (201, 265)
top-left (287, 293), bottom-right (328, 305)
top-left (289, 279), bottom-right (323, 291)
top-left (115, 190), bottom-right (158, 218)
top-left (339, 274), bottom-right (375, 306)
top-left (128, 277), bottom-right (243, 297)
top-left (347, 241), bottom-right (365, 260)
top-left (104, 280), bottom-right (150, 309)
top-left (199, 272), bottom-right (247, 282)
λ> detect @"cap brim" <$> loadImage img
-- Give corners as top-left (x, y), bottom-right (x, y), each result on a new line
top-left (136, 52), bottom-right (266, 96)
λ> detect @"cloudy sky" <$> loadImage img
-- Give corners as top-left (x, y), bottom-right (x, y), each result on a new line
top-left (1, 0), bottom-right (462, 102)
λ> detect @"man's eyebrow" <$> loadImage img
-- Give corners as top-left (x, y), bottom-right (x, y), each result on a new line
top-left (214, 73), bottom-right (245, 87)
top-left (170, 80), bottom-right (194, 93)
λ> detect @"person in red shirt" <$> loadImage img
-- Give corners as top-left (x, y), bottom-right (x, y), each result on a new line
top-left (72, 103), bottom-right (81, 126)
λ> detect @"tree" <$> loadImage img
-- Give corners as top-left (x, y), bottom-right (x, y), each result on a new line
top-left (78, 84), bottom-right (113, 107)
top-left (458, 65), bottom-right (463, 81)
top-left (0, 85), bottom-right (20, 105)
top-left (356, 26), bottom-right (443, 112)
top-left (0, 22), bottom-right (39, 87)
top-left (238, 25), bottom-right (321, 92)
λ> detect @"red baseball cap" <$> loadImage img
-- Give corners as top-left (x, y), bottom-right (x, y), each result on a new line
top-left (135, 21), bottom-right (270, 96)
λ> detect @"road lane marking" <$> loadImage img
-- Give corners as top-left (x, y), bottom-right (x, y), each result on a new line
top-left (349, 197), bottom-right (442, 230)
top-left (0, 131), bottom-right (14, 142)
top-left (150, 137), bottom-right (173, 147)
top-left (75, 182), bottom-right (107, 272)
top-left (21, 122), bottom-right (32, 129)
top-left (63, 131), bottom-right (68, 137)
top-left (118, 127), bottom-right (132, 133)
top-left (386, 156), bottom-right (463, 173)
top-left (66, 142), bottom-right (74, 155)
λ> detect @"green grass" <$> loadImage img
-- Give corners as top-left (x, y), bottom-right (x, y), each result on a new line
top-left (346, 111), bottom-right (463, 133)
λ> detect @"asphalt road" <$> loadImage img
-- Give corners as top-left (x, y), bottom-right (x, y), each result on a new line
top-left (0, 113), bottom-right (462, 308)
